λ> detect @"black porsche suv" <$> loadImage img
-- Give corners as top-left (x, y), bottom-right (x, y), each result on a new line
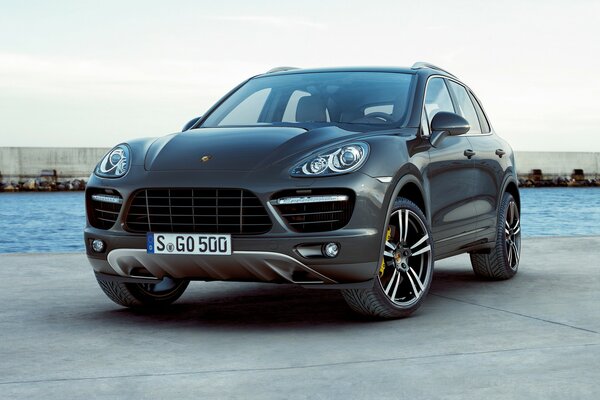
top-left (85, 62), bottom-right (521, 319)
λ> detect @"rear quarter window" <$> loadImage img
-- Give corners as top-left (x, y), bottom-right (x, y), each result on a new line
top-left (468, 92), bottom-right (491, 133)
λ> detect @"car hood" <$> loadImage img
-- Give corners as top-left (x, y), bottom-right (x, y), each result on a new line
top-left (144, 126), bottom-right (369, 171)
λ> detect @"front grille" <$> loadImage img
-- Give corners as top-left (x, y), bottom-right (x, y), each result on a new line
top-left (87, 189), bottom-right (123, 230)
top-left (124, 188), bottom-right (272, 234)
top-left (272, 189), bottom-right (355, 233)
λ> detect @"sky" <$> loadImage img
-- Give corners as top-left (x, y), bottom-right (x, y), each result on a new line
top-left (0, 0), bottom-right (599, 151)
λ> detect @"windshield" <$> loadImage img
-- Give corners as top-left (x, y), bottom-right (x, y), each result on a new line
top-left (201, 71), bottom-right (414, 128)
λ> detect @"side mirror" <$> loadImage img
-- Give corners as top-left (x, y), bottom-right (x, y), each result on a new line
top-left (182, 116), bottom-right (202, 132)
top-left (429, 112), bottom-right (470, 147)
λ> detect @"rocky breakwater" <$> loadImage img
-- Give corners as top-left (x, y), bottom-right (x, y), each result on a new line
top-left (518, 168), bottom-right (600, 188)
top-left (0, 167), bottom-right (88, 192)
top-left (0, 178), bottom-right (87, 192)
top-left (0, 179), bottom-right (86, 192)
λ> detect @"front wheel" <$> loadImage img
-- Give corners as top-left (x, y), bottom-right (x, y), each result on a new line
top-left (342, 198), bottom-right (434, 319)
top-left (95, 274), bottom-right (189, 308)
top-left (470, 192), bottom-right (521, 280)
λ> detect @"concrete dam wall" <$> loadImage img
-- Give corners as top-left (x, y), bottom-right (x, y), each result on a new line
top-left (514, 151), bottom-right (600, 179)
top-left (1, 147), bottom-right (599, 181)
top-left (0, 147), bottom-right (110, 181)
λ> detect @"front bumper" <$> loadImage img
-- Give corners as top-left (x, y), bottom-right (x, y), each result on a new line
top-left (86, 228), bottom-right (380, 286)
top-left (85, 169), bottom-right (394, 287)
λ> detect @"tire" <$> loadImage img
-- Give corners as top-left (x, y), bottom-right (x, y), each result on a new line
top-left (95, 274), bottom-right (189, 308)
top-left (470, 192), bottom-right (521, 280)
top-left (342, 198), bottom-right (434, 319)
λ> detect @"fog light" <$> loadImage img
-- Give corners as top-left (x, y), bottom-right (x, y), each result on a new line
top-left (91, 239), bottom-right (105, 253)
top-left (323, 242), bottom-right (339, 258)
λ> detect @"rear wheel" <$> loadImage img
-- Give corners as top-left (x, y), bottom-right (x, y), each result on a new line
top-left (470, 192), bottom-right (521, 280)
top-left (95, 274), bottom-right (189, 308)
top-left (342, 198), bottom-right (434, 319)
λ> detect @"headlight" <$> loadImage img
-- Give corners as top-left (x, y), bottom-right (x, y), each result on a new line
top-left (95, 144), bottom-right (130, 178)
top-left (291, 142), bottom-right (369, 177)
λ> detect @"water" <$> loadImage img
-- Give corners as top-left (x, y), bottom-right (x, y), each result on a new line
top-left (0, 188), bottom-right (599, 253)
top-left (0, 192), bottom-right (85, 253)
top-left (519, 188), bottom-right (600, 237)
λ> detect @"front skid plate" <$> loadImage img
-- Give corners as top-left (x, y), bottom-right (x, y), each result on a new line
top-left (106, 248), bottom-right (338, 285)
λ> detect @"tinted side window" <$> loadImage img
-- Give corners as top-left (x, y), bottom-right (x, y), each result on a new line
top-left (468, 92), bottom-right (491, 133)
top-left (424, 78), bottom-right (454, 122)
top-left (447, 81), bottom-right (481, 134)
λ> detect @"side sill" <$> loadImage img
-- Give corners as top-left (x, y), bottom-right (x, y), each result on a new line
top-left (300, 279), bottom-right (374, 290)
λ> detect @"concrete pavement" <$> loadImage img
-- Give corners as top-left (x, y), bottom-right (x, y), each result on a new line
top-left (1, 236), bottom-right (599, 399)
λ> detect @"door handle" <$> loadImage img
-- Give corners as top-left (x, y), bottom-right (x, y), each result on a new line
top-left (495, 149), bottom-right (506, 158)
top-left (464, 149), bottom-right (476, 159)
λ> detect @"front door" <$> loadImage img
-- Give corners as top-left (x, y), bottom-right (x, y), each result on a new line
top-left (446, 81), bottom-right (506, 235)
top-left (422, 77), bottom-right (479, 253)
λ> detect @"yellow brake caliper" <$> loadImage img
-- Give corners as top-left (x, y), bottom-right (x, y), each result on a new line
top-left (379, 227), bottom-right (392, 277)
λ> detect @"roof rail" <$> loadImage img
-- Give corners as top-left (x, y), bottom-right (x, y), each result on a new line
top-left (411, 62), bottom-right (456, 77)
top-left (265, 66), bottom-right (299, 74)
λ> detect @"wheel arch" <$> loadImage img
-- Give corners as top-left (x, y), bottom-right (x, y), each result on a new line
top-left (385, 173), bottom-right (428, 227)
top-left (397, 181), bottom-right (427, 219)
top-left (502, 176), bottom-right (521, 212)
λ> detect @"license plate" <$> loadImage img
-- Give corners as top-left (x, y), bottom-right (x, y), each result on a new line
top-left (147, 233), bottom-right (231, 255)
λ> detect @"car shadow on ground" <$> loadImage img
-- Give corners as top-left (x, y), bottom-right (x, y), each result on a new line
top-left (97, 283), bottom-right (360, 329)
top-left (83, 263), bottom-right (500, 331)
